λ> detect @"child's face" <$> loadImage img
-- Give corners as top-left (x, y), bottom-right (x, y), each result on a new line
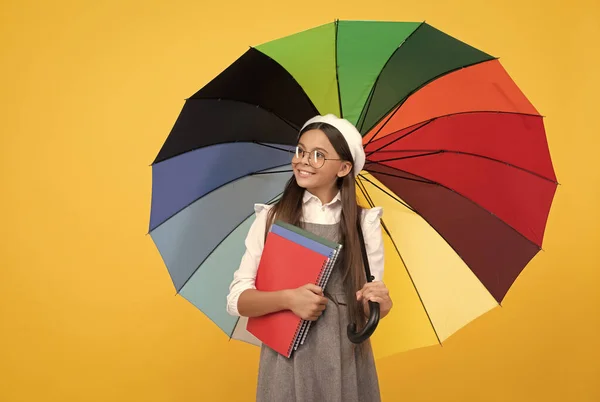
top-left (292, 129), bottom-right (351, 192)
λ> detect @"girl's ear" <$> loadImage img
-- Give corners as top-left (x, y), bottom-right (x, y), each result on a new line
top-left (337, 161), bottom-right (353, 178)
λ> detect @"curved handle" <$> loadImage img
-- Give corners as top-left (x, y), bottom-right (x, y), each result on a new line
top-left (347, 300), bottom-right (380, 344)
top-left (348, 218), bottom-right (381, 344)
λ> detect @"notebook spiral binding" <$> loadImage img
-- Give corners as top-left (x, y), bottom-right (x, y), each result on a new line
top-left (298, 244), bottom-right (342, 347)
top-left (287, 253), bottom-right (330, 356)
top-left (290, 244), bottom-right (343, 354)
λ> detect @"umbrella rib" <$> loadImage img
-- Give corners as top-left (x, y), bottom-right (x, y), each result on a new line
top-left (360, 169), bottom-right (436, 185)
top-left (229, 318), bottom-right (242, 342)
top-left (229, 320), bottom-right (238, 341)
top-left (365, 120), bottom-right (434, 157)
top-left (365, 160), bottom-right (544, 251)
top-left (252, 141), bottom-right (294, 154)
top-left (151, 98), bottom-right (307, 166)
top-left (368, 149), bottom-right (558, 184)
top-left (365, 110), bottom-right (544, 154)
top-left (356, 21), bottom-right (426, 133)
top-left (253, 143), bottom-right (289, 152)
top-left (355, 178), bottom-right (443, 347)
top-left (175, 192), bottom-right (284, 295)
top-left (367, 150), bottom-right (443, 164)
top-left (186, 98), bottom-right (306, 132)
top-left (357, 173), bottom-right (417, 212)
top-left (361, 94), bottom-right (403, 148)
top-left (148, 162), bottom-right (291, 234)
top-left (335, 19), bottom-right (343, 118)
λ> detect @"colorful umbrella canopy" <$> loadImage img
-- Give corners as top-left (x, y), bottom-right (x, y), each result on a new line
top-left (149, 20), bottom-right (558, 358)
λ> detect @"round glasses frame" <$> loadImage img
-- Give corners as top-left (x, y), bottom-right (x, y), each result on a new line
top-left (291, 146), bottom-right (342, 169)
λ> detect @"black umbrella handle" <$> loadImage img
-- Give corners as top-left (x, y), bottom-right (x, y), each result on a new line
top-left (347, 218), bottom-right (381, 344)
top-left (347, 298), bottom-right (380, 344)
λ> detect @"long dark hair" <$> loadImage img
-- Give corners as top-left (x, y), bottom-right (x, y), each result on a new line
top-left (265, 122), bottom-right (368, 342)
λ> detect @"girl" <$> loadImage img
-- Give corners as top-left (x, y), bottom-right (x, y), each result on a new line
top-left (226, 114), bottom-right (393, 402)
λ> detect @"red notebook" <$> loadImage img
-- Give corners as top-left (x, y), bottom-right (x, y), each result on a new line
top-left (246, 231), bottom-right (329, 358)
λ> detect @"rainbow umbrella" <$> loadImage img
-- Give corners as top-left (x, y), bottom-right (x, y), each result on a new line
top-left (149, 20), bottom-right (558, 358)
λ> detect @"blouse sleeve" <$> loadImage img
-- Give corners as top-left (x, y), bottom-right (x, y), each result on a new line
top-left (360, 207), bottom-right (385, 281)
top-left (225, 204), bottom-right (273, 316)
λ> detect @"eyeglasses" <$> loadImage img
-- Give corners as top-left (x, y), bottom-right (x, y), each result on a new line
top-left (291, 146), bottom-right (342, 169)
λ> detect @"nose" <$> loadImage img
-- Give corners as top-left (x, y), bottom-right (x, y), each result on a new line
top-left (300, 151), bottom-right (310, 164)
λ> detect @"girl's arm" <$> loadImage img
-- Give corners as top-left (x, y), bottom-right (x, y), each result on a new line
top-left (238, 284), bottom-right (328, 319)
top-left (357, 207), bottom-right (393, 319)
top-left (362, 207), bottom-right (384, 283)
top-left (227, 205), bottom-right (328, 320)
top-left (226, 205), bottom-right (271, 317)
top-left (237, 289), bottom-right (291, 317)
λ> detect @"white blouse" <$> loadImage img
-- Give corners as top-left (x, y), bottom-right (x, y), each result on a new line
top-left (226, 190), bottom-right (384, 316)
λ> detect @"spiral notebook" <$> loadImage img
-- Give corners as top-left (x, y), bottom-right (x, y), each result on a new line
top-left (245, 220), bottom-right (342, 358)
top-left (274, 222), bottom-right (341, 351)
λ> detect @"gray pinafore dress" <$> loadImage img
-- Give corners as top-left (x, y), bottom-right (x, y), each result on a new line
top-left (256, 222), bottom-right (381, 402)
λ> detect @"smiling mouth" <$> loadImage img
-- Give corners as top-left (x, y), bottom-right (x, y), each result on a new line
top-left (296, 169), bottom-right (315, 177)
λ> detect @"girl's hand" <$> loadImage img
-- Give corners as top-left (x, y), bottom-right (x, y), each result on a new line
top-left (287, 284), bottom-right (328, 321)
top-left (356, 281), bottom-right (393, 318)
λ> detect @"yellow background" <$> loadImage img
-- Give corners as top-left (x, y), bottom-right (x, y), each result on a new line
top-left (1, 0), bottom-right (598, 400)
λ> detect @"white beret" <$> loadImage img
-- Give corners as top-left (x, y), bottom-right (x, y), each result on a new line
top-left (300, 114), bottom-right (365, 177)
